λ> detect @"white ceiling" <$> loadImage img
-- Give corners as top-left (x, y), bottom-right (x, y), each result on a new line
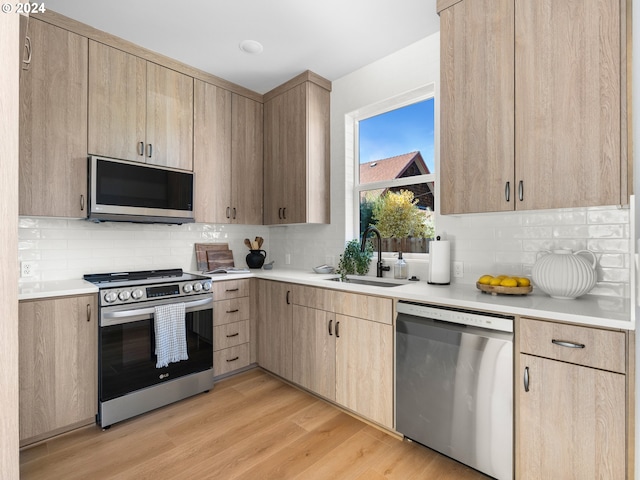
top-left (44, 0), bottom-right (440, 94)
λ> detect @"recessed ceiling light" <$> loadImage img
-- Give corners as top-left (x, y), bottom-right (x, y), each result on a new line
top-left (239, 40), bottom-right (263, 55)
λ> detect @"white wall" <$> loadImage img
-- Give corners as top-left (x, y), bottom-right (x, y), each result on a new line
top-left (1, 11), bottom-right (21, 478)
top-left (18, 219), bottom-right (270, 281)
top-left (269, 32), bottom-right (631, 299)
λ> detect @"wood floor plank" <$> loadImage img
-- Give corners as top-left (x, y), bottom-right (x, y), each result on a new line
top-left (20, 368), bottom-right (490, 480)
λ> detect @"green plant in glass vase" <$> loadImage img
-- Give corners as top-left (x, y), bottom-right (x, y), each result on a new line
top-left (336, 239), bottom-right (374, 281)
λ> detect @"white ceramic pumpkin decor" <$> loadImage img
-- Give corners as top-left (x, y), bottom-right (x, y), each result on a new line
top-left (531, 249), bottom-right (597, 300)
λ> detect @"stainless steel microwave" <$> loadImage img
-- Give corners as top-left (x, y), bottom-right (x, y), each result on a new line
top-left (88, 156), bottom-right (194, 224)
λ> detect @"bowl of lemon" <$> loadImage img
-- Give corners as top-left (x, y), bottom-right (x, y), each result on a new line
top-left (476, 274), bottom-right (532, 296)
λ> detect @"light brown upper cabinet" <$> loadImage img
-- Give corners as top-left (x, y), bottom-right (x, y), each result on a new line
top-left (263, 71), bottom-right (331, 225)
top-left (194, 80), bottom-right (263, 224)
top-left (88, 41), bottom-right (194, 171)
top-left (19, 17), bottom-right (88, 217)
top-left (438, 0), bottom-right (629, 214)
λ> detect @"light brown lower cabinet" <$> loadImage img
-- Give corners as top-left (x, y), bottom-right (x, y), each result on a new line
top-left (212, 279), bottom-right (252, 378)
top-left (289, 285), bottom-right (393, 429)
top-left (256, 280), bottom-right (293, 381)
top-left (19, 294), bottom-right (97, 446)
top-left (517, 317), bottom-right (629, 479)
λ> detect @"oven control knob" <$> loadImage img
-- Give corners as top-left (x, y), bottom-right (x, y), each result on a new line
top-left (183, 283), bottom-right (193, 293)
top-left (202, 281), bottom-right (212, 291)
top-left (104, 292), bottom-right (117, 303)
top-left (193, 282), bottom-right (203, 292)
top-left (131, 289), bottom-right (144, 300)
top-left (118, 290), bottom-right (131, 301)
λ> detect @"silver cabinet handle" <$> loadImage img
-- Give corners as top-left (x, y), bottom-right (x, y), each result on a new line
top-left (282, 207), bottom-right (286, 219)
top-left (226, 309), bottom-right (239, 314)
top-left (286, 290), bottom-right (291, 305)
top-left (524, 366), bottom-right (529, 392)
top-left (232, 207), bottom-right (236, 219)
top-left (146, 143), bottom-right (153, 158)
top-left (505, 181), bottom-right (510, 202)
top-left (226, 332), bottom-right (239, 338)
top-left (87, 303), bottom-right (92, 322)
top-left (335, 321), bottom-right (340, 338)
top-left (552, 339), bottom-right (585, 349)
top-left (328, 319), bottom-right (333, 336)
top-left (80, 194), bottom-right (85, 211)
top-left (22, 35), bottom-right (31, 70)
top-left (278, 208), bottom-right (283, 219)
top-left (518, 180), bottom-right (524, 201)
top-left (226, 356), bottom-right (239, 363)
top-left (138, 141), bottom-right (144, 156)
top-left (226, 207), bottom-right (231, 219)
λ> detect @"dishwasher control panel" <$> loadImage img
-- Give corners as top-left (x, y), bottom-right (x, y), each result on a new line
top-left (397, 301), bottom-right (513, 333)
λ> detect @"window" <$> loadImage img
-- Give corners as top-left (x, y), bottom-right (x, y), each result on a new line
top-left (353, 89), bottom-right (435, 254)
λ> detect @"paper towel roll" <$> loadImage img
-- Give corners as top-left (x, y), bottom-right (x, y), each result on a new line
top-left (428, 239), bottom-right (450, 285)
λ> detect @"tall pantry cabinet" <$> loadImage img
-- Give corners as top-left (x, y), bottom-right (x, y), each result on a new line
top-left (438, 0), bottom-right (629, 214)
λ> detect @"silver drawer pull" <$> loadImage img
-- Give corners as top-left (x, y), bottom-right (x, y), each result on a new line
top-left (226, 288), bottom-right (239, 292)
top-left (226, 333), bottom-right (239, 338)
top-left (524, 366), bottom-right (530, 392)
top-left (552, 339), bottom-right (585, 349)
top-left (226, 309), bottom-right (239, 314)
top-left (226, 356), bottom-right (239, 362)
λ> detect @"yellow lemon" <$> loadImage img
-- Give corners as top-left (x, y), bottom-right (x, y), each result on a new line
top-left (500, 277), bottom-right (518, 287)
top-left (496, 275), bottom-right (508, 280)
top-left (517, 277), bottom-right (531, 287)
top-left (489, 277), bottom-right (503, 286)
top-left (477, 275), bottom-right (494, 285)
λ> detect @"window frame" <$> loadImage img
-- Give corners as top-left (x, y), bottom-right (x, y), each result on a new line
top-left (349, 84), bottom-right (437, 255)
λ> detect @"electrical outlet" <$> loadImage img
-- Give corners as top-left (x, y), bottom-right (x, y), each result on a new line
top-left (21, 261), bottom-right (35, 278)
top-left (453, 261), bottom-right (464, 278)
top-left (285, 254), bottom-right (291, 265)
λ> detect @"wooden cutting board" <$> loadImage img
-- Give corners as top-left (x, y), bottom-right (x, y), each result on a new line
top-left (195, 243), bottom-right (232, 271)
top-left (206, 249), bottom-right (235, 271)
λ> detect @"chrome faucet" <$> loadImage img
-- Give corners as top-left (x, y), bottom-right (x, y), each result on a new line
top-left (361, 226), bottom-right (391, 278)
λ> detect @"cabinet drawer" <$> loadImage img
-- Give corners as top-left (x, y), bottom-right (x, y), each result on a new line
top-left (213, 320), bottom-right (249, 351)
top-left (214, 297), bottom-right (249, 326)
top-left (519, 317), bottom-right (626, 374)
top-left (293, 285), bottom-right (393, 325)
top-left (214, 343), bottom-right (250, 377)
top-left (212, 279), bottom-right (249, 300)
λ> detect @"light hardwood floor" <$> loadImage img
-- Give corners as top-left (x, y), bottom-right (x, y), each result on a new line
top-left (20, 368), bottom-right (490, 480)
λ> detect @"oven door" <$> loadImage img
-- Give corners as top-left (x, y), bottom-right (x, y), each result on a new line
top-left (99, 295), bottom-right (213, 403)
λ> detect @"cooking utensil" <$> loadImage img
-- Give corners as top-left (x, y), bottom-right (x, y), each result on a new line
top-left (244, 238), bottom-right (252, 249)
top-left (256, 236), bottom-right (264, 248)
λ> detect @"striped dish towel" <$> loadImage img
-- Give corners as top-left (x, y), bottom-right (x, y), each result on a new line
top-left (154, 303), bottom-right (189, 368)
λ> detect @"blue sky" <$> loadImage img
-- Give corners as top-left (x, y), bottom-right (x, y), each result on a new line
top-left (358, 98), bottom-right (435, 172)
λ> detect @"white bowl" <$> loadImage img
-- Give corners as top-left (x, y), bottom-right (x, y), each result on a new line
top-left (313, 265), bottom-right (334, 274)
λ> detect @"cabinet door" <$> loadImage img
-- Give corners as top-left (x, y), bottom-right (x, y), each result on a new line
top-left (335, 314), bottom-right (393, 428)
top-left (231, 94), bottom-right (263, 224)
top-left (19, 295), bottom-right (97, 445)
top-left (515, 0), bottom-right (623, 209)
top-left (280, 83), bottom-right (307, 224)
top-left (263, 93), bottom-right (286, 225)
top-left (439, 0), bottom-right (514, 214)
top-left (193, 80), bottom-right (232, 223)
top-left (145, 62), bottom-right (194, 171)
top-left (292, 305), bottom-right (336, 401)
top-left (518, 354), bottom-right (625, 479)
top-left (256, 281), bottom-right (292, 380)
top-left (19, 19), bottom-right (88, 217)
top-left (88, 40), bottom-right (146, 162)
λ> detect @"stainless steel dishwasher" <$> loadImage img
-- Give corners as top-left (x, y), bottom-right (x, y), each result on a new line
top-left (396, 301), bottom-right (513, 480)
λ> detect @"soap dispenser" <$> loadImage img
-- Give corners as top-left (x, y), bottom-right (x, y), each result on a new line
top-left (394, 252), bottom-right (407, 279)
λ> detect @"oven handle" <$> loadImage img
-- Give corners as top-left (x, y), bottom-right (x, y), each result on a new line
top-left (101, 297), bottom-right (213, 327)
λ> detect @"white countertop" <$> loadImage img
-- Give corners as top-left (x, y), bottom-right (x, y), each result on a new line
top-left (19, 269), bottom-right (634, 330)
top-left (18, 279), bottom-right (99, 301)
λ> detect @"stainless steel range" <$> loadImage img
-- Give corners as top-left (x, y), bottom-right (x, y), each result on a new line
top-left (84, 269), bottom-right (214, 428)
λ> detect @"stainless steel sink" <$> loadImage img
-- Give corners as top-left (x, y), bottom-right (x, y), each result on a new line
top-left (326, 277), bottom-right (403, 288)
